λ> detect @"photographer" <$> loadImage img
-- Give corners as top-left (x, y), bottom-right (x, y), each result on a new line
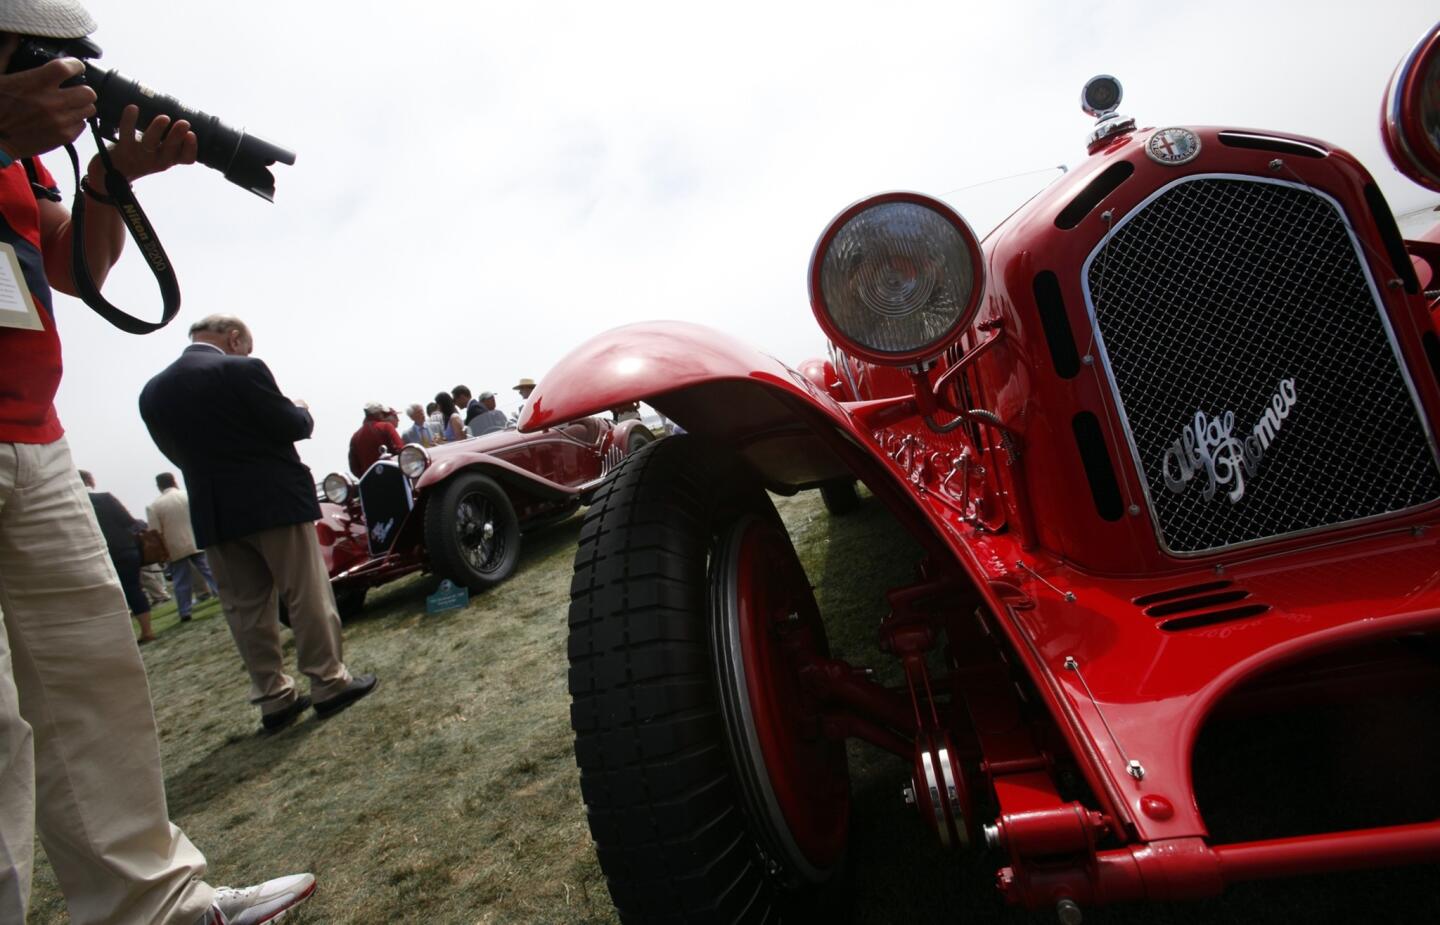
top-left (0, 3), bottom-right (313, 924)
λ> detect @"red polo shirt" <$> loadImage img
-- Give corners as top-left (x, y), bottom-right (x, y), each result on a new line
top-left (348, 418), bottom-right (404, 477)
top-left (0, 157), bottom-right (64, 444)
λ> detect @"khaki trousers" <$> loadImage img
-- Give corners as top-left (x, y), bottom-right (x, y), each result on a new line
top-left (0, 438), bottom-right (212, 925)
top-left (206, 523), bottom-right (351, 715)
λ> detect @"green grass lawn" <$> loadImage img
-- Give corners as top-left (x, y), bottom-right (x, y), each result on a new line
top-left (28, 488), bottom-right (1439, 923)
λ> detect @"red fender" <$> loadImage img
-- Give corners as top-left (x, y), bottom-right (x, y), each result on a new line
top-left (520, 322), bottom-right (808, 428)
top-left (413, 451), bottom-right (576, 501)
top-left (519, 321), bottom-right (869, 491)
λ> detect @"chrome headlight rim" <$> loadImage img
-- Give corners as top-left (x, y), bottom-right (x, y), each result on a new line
top-left (398, 444), bottom-right (430, 479)
top-left (1382, 21), bottom-right (1440, 192)
top-left (807, 190), bottom-right (985, 368)
top-left (322, 472), bottom-right (353, 505)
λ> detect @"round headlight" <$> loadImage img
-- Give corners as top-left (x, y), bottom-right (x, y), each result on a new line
top-left (809, 192), bottom-right (984, 367)
top-left (398, 444), bottom-right (430, 479)
top-left (322, 473), bottom-right (351, 505)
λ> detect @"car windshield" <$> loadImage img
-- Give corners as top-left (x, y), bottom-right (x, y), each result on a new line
top-left (935, 165), bottom-right (1068, 241)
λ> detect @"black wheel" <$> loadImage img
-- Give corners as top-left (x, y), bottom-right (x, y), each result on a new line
top-left (625, 427), bottom-right (655, 454)
top-left (819, 479), bottom-right (861, 516)
top-left (569, 435), bottom-right (850, 923)
top-left (423, 471), bottom-right (521, 591)
top-left (335, 585), bottom-right (367, 620)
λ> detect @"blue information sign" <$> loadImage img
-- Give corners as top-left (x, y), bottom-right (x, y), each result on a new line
top-left (426, 579), bottom-right (469, 614)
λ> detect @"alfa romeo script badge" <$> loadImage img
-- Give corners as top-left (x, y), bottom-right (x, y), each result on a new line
top-left (1146, 127), bottom-right (1201, 165)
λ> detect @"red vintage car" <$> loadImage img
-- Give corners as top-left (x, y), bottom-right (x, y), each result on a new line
top-left (312, 416), bottom-right (655, 615)
top-left (522, 23), bottom-right (1440, 923)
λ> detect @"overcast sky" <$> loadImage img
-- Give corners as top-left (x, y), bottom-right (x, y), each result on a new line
top-left (56, 0), bottom-right (1440, 516)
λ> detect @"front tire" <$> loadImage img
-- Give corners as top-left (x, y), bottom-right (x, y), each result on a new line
top-left (624, 426), bottom-right (655, 454)
top-left (424, 471), bottom-right (521, 591)
top-left (569, 435), bottom-right (850, 923)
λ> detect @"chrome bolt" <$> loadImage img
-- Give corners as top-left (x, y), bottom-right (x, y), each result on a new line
top-left (983, 823), bottom-right (1002, 851)
top-left (1268, 158), bottom-right (1283, 172)
top-left (1127, 759), bottom-right (1146, 781)
top-left (1127, 504), bottom-right (1140, 516)
top-left (1081, 354), bottom-right (1095, 366)
top-left (1057, 898), bottom-right (1085, 925)
top-left (1064, 656), bottom-right (1078, 671)
top-left (1413, 525), bottom-right (1427, 538)
top-left (1214, 564), bottom-right (1226, 575)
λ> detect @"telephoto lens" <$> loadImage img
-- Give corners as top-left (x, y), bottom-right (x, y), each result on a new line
top-left (86, 64), bottom-right (296, 201)
top-left (7, 36), bottom-right (295, 201)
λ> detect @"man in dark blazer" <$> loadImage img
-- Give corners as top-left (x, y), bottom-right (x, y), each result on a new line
top-left (140, 314), bottom-right (376, 731)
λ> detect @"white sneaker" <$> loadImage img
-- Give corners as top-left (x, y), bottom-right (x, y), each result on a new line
top-left (199, 873), bottom-right (316, 925)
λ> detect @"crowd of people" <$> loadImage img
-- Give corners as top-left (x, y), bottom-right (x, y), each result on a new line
top-left (347, 379), bottom-right (536, 477)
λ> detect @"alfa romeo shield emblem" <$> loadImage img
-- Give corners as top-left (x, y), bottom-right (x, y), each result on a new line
top-left (1146, 127), bottom-right (1201, 165)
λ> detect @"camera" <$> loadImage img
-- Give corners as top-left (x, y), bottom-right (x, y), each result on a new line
top-left (7, 35), bottom-right (295, 201)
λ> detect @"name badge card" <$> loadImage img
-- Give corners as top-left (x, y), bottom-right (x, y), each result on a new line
top-left (0, 243), bottom-right (42, 331)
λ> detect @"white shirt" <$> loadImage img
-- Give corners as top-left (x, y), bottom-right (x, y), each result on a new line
top-left (146, 487), bottom-right (200, 559)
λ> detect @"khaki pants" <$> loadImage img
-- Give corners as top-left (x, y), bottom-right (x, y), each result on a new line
top-left (0, 438), bottom-right (212, 924)
top-left (206, 523), bottom-right (351, 715)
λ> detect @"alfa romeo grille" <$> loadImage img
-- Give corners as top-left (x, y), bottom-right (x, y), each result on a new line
top-left (358, 462), bottom-right (412, 555)
top-left (1085, 175), bottom-right (1440, 554)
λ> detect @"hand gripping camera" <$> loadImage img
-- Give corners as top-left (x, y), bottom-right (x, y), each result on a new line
top-left (8, 35), bottom-right (295, 201)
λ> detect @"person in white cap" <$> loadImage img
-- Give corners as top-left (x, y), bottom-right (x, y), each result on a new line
top-left (348, 400), bottom-right (404, 477)
top-left (0, 3), bottom-right (315, 923)
top-left (466, 390), bottom-right (509, 436)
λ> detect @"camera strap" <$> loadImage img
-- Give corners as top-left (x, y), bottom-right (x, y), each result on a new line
top-left (60, 118), bottom-right (181, 334)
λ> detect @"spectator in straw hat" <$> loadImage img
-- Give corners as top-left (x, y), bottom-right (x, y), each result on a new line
top-left (508, 377), bottom-right (536, 428)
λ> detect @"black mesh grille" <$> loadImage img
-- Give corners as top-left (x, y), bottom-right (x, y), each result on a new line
top-left (1086, 176), bottom-right (1440, 554)
top-left (358, 462), bottom-right (412, 555)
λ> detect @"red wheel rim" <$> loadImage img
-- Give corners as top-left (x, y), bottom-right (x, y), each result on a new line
top-left (714, 515), bottom-right (849, 880)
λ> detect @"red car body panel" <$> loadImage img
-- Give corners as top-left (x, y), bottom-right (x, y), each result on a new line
top-left (531, 98), bottom-right (1440, 905)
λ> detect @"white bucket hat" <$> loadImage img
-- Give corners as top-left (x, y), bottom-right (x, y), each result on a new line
top-left (0, 0), bottom-right (95, 39)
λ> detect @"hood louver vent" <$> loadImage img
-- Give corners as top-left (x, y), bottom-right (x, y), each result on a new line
top-left (1133, 580), bottom-right (1271, 632)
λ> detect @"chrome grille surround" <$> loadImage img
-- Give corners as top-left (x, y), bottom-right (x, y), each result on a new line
top-left (1082, 174), bottom-right (1440, 555)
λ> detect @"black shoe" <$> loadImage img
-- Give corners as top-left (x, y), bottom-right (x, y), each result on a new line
top-left (179, 615), bottom-right (192, 622)
top-left (313, 674), bottom-right (378, 718)
top-left (260, 695), bottom-right (312, 733)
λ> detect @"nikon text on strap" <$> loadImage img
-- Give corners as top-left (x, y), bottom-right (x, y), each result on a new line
top-left (58, 117), bottom-right (181, 334)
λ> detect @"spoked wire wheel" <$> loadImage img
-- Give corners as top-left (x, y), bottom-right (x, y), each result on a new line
top-left (456, 490), bottom-right (505, 572)
top-left (424, 471), bottom-right (520, 590)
